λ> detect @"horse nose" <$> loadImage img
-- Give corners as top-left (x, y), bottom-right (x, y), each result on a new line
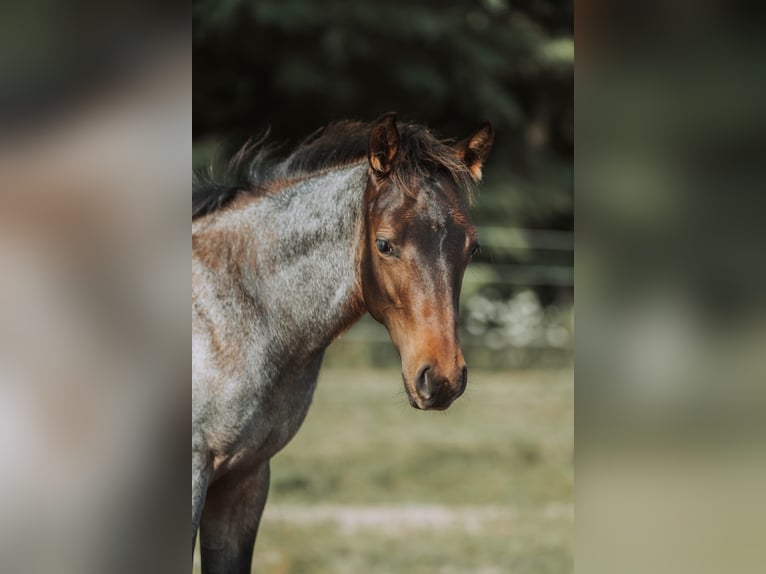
top-left (414, 364), bottom-right (467, 409)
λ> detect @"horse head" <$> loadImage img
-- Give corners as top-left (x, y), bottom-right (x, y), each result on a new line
top-left (360, 113), bottom-right (493, 410)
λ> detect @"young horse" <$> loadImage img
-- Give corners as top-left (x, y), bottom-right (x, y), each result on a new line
top-left (192, 114), bottom-right (493, 573)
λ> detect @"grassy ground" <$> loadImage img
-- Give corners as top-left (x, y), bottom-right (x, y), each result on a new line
top-left (194, 368), bottom-right (573, 573)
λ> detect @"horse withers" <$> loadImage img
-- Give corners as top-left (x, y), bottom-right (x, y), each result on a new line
top-left (192, 113), bottom-right (493, 573)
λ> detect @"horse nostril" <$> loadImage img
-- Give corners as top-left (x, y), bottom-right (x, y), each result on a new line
top-left (415, 365), bottom-right (433, 400)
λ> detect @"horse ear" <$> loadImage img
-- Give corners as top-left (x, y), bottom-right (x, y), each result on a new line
top-left (368, 112), bottom-right (399, 176)
top-left (455, 122), bottom-right (494, 182)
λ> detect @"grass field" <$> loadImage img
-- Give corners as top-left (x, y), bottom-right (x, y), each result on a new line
top-left (194, 368), bottom-right (573, 573)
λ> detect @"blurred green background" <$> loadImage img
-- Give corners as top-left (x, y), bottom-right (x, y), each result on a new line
top-left (194, 1), bottom-right (572, 572)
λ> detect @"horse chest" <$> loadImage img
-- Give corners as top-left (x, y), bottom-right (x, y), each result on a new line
top-left (252, 370), bottom-right (319, 456)
top-left (209, 363), bottom-right (320, 476)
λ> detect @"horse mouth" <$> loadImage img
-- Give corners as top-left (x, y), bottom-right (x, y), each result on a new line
top-left (403, 383), bottom-right (456, 411)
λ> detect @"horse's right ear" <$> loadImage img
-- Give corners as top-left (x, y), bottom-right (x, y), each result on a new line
top-left (368, 112), bottom-right (399, 176)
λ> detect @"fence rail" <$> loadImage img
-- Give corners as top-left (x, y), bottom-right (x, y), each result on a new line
top-left (468, 227), bottom-right (573, 287)
top-left (465, 263), bottom-right (573, 287)
top-left (476, 226), bottom-right (573, 252)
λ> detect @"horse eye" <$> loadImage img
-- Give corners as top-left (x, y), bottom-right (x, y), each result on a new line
top-left (376, 239), bottom-right (393, 255)
top-left (470, 244), bottom-right (481, 257)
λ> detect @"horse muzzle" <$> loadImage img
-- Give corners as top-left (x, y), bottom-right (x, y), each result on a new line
top-left (405, 364), bottom-right (468, 410)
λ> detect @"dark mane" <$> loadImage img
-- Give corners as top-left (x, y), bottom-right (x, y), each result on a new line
top-left (192, 120), bottom-right (475, 221)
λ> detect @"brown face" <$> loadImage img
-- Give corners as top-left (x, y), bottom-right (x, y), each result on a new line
top-left (361, 114), bottom-right (493, 411)
top-left (362, 175), bottom-right (479, 410)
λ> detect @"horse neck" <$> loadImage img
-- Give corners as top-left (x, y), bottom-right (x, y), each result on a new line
top-left (216, 163), bottom-right (369, 356)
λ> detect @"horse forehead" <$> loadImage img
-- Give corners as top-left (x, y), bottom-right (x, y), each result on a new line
top-left (400, 183), bottom-right (468, 223)
top-left (373, 181), bottom-right (472, 237)
top-left (417, 190), bottom-right (472, 232)
top-left (405, 211), bottom-right (473, 256)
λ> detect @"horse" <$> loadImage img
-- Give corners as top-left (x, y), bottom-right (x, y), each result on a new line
top-left (192, 113), bottom-right (493, 573)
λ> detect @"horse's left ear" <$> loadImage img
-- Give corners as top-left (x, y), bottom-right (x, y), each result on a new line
top-left (368, 112), bottom-right (400, 176)
top-left (455, 122), bottom-right (494, 182)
